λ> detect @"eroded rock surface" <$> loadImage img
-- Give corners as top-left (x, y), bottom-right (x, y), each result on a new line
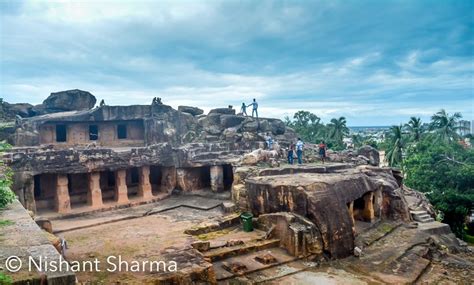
top-left (237, 166), bottom-right (410, 258)
top-left (43, 89), bottom-right (97, 112)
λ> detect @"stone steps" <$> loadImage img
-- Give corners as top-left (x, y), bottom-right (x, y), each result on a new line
top-left (410, 210), bottom-right (435, 223)
top-left (213, 247), bottom-right (300, 282)
top-left (204, 238), bottom-right (280, 262)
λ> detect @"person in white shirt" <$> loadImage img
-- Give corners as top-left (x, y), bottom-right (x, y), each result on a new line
top-left (296, 138), bottom-right (304, 164)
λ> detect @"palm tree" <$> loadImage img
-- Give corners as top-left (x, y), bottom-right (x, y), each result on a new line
top-left (429, 109), bottom-right (465, 143)
top-left (385, 124), bottom-right (405, 167)
top-left (327, 117), bottom-right (349, 144)
top-left (404, 117), bottom-right (423, 142)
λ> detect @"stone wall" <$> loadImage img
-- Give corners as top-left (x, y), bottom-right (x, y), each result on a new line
top-left (0, 200), bottom-right (76, 283)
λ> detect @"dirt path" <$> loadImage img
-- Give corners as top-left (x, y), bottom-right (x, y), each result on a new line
top-left (61, 207), bottom-right (223, 284)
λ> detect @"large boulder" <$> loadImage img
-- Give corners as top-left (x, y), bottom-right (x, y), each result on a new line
top-left (209, 108), bottom-right (235, 115)
top-left (43, 89), bottom-right (96, 111)
top-left (270, 119), bottom-right (286, 135)
top-left (357, 145), bottom-right (380, 166)
top-left (178, 106), bottom-right (204, 116)
top-left (220, 115), bottom-right (245, 128)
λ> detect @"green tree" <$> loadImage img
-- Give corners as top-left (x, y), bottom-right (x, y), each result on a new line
top-left (286, 111), bottom-right (325, 143)
top-left (385, 125), bottom-right (406, 167)
top-left (404, 116), bottom-right (423, 142)
top-left (327, 116), bottom-right (349, 147)
top-left (429, 109), bottom-right (466, 143)
top-left (404, 138), bottom-right (474, 237)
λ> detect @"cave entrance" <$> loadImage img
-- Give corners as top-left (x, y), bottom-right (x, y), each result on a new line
top-left (100, 170), bottom-right (116, 203)
top-left (200, 166), bottom-right (211, 189)
top-left (33, 174), bottom-right (57, 213)
top-left (126, 167), bottom-right (139, 198)
top-left (150, 165), bottom-right (163, 195)
top-left (353, 196), bottom-right (365, 221)
top-left (223, 164), bottom-right (234, 191)
top-left (67, 173), bottom-right (89, 209)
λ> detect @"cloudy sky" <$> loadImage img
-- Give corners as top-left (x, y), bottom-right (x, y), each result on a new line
top-left (0, 0), bottom-right (472, 126)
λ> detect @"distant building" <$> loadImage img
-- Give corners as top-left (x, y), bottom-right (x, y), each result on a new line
top-left (456, 120), bottom-right (471, 136)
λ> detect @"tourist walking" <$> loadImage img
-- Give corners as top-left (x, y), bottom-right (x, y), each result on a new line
top-left (240, 102), bottom-right (248, 116)
top-left (296, 138), bottom-right (304, 164)
top-left (319, 140), bottom-right (327, 164)
top-left (248, 98), bottom-right (258, 118)
top-left (288, 143), bottom-right (295, 165)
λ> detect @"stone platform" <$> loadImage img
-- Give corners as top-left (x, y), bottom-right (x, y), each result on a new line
top-left (0, 200), bottom-right (75, 283)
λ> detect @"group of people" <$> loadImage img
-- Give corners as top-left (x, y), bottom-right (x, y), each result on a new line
top-left (240, 98), bottom-right (259, 118)
top-left (287, 139), bottom-right (327, 165)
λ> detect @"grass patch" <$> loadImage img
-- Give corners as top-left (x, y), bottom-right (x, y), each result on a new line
top-left (463, 233), bottom-right (474, 244)
top-left (197, 227), bottom-right (235, 241)
top-left (0, 272), bottom-right (13, 284)
top-left (379, 223), bottom-right (394, 233)
top-left (0, 219), bottom-right (14, 227)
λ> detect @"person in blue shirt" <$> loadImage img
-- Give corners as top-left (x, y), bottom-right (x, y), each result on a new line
top-left (248, 98), bottom-right (258, 118)
top-left (296, 138), bottom-right (304, 164)
top-left (287, 143), bottom-right (295, 165)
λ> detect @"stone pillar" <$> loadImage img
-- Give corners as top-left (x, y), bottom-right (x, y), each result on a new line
top-left (362, 192), bottom-right (375, 222)
top-left (210, 165), bottom-right (224, 192)
top-left (161, 167), bottom-right (176, 193)
top-left (138, 166), bottom-right (153, 199)
top-left (373, 189), bottom-right (382, 218)
top-left (348, 201), bottom-right (355, 225)
top-left (55, 174), bottom-right (71, 214)
top-left (114, 169), bottom-right (129, 204)
top-left (87, 172), bottom-right (103, 208)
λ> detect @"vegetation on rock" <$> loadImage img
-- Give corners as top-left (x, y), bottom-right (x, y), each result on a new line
top-left (0, 142), bottom-right (15, 209)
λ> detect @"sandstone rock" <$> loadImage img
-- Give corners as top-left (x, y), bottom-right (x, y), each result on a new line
top-left (156, 247), bottom-right (216, 284)
top-left (244, 167), bottom-right (406, 258)
top-left (43, 89), bottom-right (96, 111)
top-left (220, 115), bottom-right (245, 128)
top-left (191, 241), bottom-right (211, 252)
top-left (242, 120), bottom-right (259, 132)
top-left (226, 239), bottom-right (244, 247)
top-left (178, 105), bottom-right (204, 116)
top-left (1, 102), bottom-right (34, 118)
top-left (222, 261), bottom-right (247, 274)
top-left (35, 217), bottom-right (53, 233)
top-left (222, 202), bottom-right (237, 213)
top-left (176, 168), bottom-right (206, 192)
top-left (255, 252), bottom-right (277, 264)
top-left (256, 212), bottom-right (323, 257)
top-left (241, 149), bottom-right (279, 166)
top-left (209, 108), bottom-right (235, 115)
top-left (204, 125), bottom-right (222, 135)
top-left (270, 119), bottom-right (286, 135)
top-left (357, 145), bottom-right (380, 166)
top-left (223, 127), bottom-right (241, 141)
top-left (207, 113), bottom-right (221, 125)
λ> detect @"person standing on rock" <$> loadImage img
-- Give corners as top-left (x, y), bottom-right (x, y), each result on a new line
top-left (248, 98), bottom-right (258, 118)
top-left (296, 138), bottom-right (304, 164)
top-left (240, 102), bottom-right (248, 116)
top-left (288, 143), bottom-right (295, 165)
top-left (319, 140), bottom-right (327, 164)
